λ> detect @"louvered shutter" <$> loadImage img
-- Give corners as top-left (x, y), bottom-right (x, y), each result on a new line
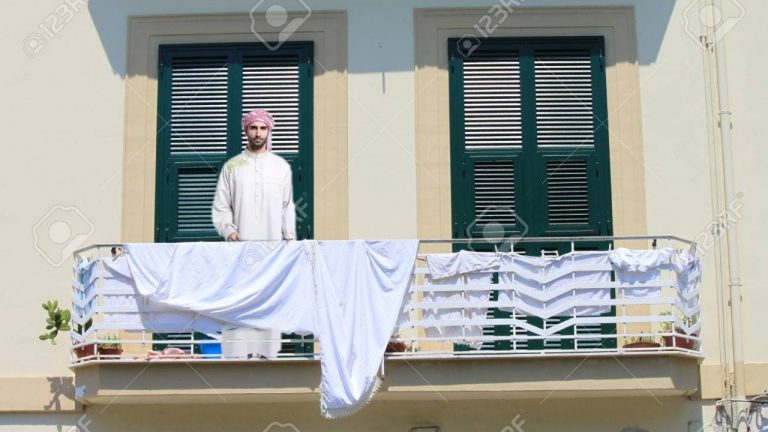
top-left (463, 55), bottom-right (522, 149)
top-left (157, 54), bottom-right (230, 242)
top-left (454, 50), bottom-right (526, 242)
top-left (450, 37), bottom-right (611, 241)
top-left (533, 46), bottom-right (608, 235)
top-left (169, 57), bottom-right (229, 154)
top-left (155, 43), bottom-right (314, 242)
top-left (463, 156), bottom-right (525, 241)
top-left (533, 49), bottom-right (595, 148)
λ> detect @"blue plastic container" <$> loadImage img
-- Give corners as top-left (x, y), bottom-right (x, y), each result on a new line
top-left (199, 343), bottom-right (222, 356)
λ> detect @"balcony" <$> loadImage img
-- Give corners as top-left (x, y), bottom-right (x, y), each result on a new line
top-left (69, 236), bottom-right (702, 405)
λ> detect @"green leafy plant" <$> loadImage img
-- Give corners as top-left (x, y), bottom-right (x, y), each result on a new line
top-left (626, 333), bottom-right (657, 345)
top-left (38, 301), bottom-right (71, 345)
top-left (659, 311), bottom-right (674, 333)
top-left (659, 311), bottom-right (696, 333)
top-left (99, 334), bottom-right (122, 350)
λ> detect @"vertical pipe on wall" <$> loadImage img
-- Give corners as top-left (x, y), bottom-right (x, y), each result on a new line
top-left (711, 0), bottom-right (746, 402)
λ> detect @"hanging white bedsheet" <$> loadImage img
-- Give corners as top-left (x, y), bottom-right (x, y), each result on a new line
top-left (121, 240), bottom-right (418, 418)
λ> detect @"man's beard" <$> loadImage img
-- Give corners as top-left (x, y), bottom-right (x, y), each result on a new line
top-left (248, 139), bottom-right (266, 150)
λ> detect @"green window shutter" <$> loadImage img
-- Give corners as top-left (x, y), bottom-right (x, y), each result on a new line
top-left (462, 53), bottom-right (523, 149)
top-left (155, 43), bottom-right (314, 243)
top-left (462, 154), bottom-right (527, 245)
top-left (533, 48), bottom-right (595, 148)
top-left (450, 37), bottom-right (612, 241)
top-left (449, 37), bottom-right (615, 351)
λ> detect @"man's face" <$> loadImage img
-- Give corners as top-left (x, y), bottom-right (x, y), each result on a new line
top-left (245, 121), bottom-right (270, 150)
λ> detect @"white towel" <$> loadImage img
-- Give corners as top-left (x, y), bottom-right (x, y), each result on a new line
top-left (673, 250), bottom-right (701, 313)
top-left (122, 240), bottom-right (418, 418)
top-left (497, 252), bottom-right (611, 317)
top-left (425, 250), bottom-right (499, 279)
top-left (422, 273), bottom-right (492, 349)
top-left (609, 248), bottom-right (674, 298)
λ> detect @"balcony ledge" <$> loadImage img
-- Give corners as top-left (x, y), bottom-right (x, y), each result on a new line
top-left (73, 353), bottom-right (700, 405)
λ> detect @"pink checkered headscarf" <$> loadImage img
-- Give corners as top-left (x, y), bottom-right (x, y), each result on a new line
top-left (242, 109), bottom-right (275, 151)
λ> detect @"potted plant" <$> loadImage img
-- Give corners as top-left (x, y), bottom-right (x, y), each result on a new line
top-left (98, 335), bottom-right (123, 358)
top-left (39, 301), bottom-right (71, 345)
top-left (660, 311), bottom-right (698, 350)
top-left (623, 333), bottom-right (661, 349)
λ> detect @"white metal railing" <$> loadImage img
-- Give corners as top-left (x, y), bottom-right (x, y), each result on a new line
top-left (69, 236), bottom-right (701, 364)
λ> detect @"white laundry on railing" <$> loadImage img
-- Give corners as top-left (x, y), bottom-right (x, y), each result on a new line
top-left (99, 257), bottom-right (222, 332)
top-left (401, 248), bottom-right (701, 346)
top-left (421, 273), bottom-right (492, 349)
top-left (121, 240), bottom-right (418, 419)
top-left (425, 250), bottom-right (499, 279)
top-left (497, 251), bottom-right (613, 317)
top-left (608, 248), bottom-right (675, 298)
top-left (416, 252), bottom-right (496, 348)
top-left (673, 251), bottom-right (701, 305)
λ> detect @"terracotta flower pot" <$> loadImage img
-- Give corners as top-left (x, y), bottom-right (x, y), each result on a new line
top-left (662, 330), bottom-right (698, 350)
top-left (623, 342), bottom-right (661, 349)
top-left (386, 341), bottom-right (407, 353)
top-left (98, 347), bottom-right (123, 358)
top-left (74, 345), bottom-right (95, 358)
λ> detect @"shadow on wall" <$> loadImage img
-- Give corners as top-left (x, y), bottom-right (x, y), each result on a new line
top-left (84, 0), bottom-right (677, 78)
top-left (44, 376), bottom-right (75, 412)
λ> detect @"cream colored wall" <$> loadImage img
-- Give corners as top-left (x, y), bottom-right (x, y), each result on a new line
top-left (721, 0), bottom-right (768, 364)
top-left (42, 398), bottom-right (709, 432)
top-left (1, 0), bottom-right (767, 427)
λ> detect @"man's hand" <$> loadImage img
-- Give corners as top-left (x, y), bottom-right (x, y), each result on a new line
top-left (228, 232), bottom-right (240, 241)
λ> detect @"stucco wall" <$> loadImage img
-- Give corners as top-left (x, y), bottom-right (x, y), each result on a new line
top-left (1, 0), bottom-right (765, 429)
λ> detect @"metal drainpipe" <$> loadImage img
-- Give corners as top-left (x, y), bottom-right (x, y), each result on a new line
top-left (699, 0), bottom-right (731, 392)
top-left (711, 0), bottom-right (746, 402)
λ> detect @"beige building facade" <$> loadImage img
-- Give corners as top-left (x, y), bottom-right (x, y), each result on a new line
top-left (1, 0), bottom-right (766, 430)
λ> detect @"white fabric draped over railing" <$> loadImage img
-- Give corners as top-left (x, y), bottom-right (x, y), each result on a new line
top-left (397, 248), bottom-right (701, 346)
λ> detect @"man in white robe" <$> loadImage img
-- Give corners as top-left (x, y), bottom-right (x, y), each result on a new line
top-left (212, 109), bottom-right (297, 241)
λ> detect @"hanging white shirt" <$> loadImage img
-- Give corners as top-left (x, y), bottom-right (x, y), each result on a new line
top-left (212, 150), bottom-right (297, 241)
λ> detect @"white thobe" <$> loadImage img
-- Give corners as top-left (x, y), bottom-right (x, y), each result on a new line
top-left (212, 150), bottom-right (297, 241)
